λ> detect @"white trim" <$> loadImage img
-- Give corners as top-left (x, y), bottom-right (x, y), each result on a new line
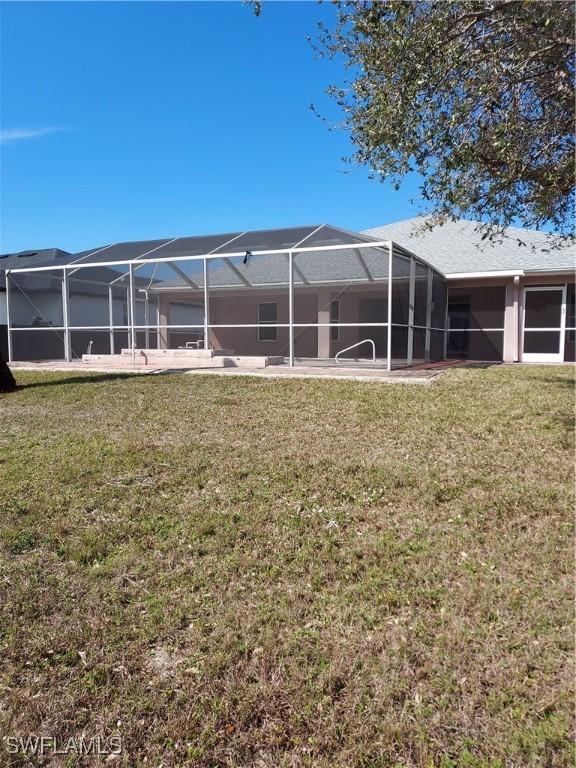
top-left (524, 267), bottom-right (576, 275)
top-left (521, 285), bottom-right (566, 363)
top-left (108, 285), bottom-right (115, 354)
top-left (62, 269), bottom-right (71, 362)
top-left (203, 257), bottom-right (210, 350)
top-left (9, 322), bottom-right (397, 331)
top-left (448, 267), bottom-right (576, 279)
top-left (8, 322), bottom-right (444, 331)
top-left (446, 270), bottom-right (524, 280)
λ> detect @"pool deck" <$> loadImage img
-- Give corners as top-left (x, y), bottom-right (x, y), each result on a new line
top-left (8, 358), bottom-right (469, 384)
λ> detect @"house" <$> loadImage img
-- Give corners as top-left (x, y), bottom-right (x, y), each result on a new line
top-left (0, 249), bottom-right (201, 360)
top-left (4, 219), bottom-right (574, 366)
top-left (363, 218), bottom-right (575, 364)
top-left (0, 249), bottom-right (71, 359)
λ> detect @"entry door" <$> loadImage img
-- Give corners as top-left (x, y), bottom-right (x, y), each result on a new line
top-left (522, 286), bottom-right (566, 362)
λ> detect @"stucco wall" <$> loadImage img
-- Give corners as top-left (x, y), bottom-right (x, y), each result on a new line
top-left (208, 292), bottom-right (318, 357)
top-left (155, 282), bottom-right (400, 360)
top-left (448, 274), bottom-right (575, 362)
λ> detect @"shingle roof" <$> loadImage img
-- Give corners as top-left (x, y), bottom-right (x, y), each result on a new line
top-left (363, 217), bottom-right (576, 276)
top-left (7, 225), bottom-right (378, 271)
top-left (0, 248), bottom-right (71, 289)
top-left (150, 244), bottom-right (399, 291)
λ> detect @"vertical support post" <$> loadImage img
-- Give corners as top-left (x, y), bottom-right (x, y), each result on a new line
top-left (504, 276), bottom-right (521, 362)
top-left (288, 250), bottom-right (294, 366)
top-left (62, 268), bottom-right (71, 362)
top-left (387, 243), bottom-right (393, 371)
top-left (203, 257), bottom-right (210, 350)
top-left (156, 297), bottom-right (162, 350)
top-left (108, 285), bottom-right (115, 354)
top-left (513, 275), bottom-right (520, 362)
top-left (128, 263), bottom-right (136, 362)
top-left (144, 290), bottom-right (150, 350)
top-left (425, 268), bottom-right (433, 361)
top-left (443, 281), bottom-right (449, 360)
top-left (6, 270), bottom-right (13, 363)
top-left (407, 257), bottom-right (415, 366)
top-left (317, 288), bottom-right (332, 359)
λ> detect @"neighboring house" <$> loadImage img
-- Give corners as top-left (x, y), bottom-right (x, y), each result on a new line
top-left (0, 249), bottom-right (71, 359)
top-left (364, 218), bottom-right (575, 363)
top-left (0, 248), bottom-right (203, 360)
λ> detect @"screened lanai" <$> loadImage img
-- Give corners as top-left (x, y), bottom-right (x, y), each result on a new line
top-left (5, 224), bottom-right (447, 369)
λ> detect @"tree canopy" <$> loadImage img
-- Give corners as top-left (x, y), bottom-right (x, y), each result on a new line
top-left (315, 1), bottom-right (575, 239)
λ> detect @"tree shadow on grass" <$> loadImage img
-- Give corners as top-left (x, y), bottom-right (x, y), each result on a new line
top-left (8, 367), bottom-right (224, 392)
top-left (12, 371), bottom-right (151, 394)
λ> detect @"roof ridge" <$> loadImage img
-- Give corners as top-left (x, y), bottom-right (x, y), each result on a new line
top-left (365, 216), bottom-right (565, 239)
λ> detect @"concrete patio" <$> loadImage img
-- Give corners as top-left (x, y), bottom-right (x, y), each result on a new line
top-left (8, 358), bottom-right (469, 384)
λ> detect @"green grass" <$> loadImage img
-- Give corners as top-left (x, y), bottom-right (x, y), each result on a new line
top-left (0, 366), bottom-right (574, 767)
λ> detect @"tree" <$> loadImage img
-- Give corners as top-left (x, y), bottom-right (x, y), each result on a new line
top-left (0, 352), bottom-right (16, 392)
top-left (315, 1), bottom-right (575, 240)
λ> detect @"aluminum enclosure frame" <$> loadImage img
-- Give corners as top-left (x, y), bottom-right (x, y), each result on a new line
top-left (6, 230), bottom-right (447, 370)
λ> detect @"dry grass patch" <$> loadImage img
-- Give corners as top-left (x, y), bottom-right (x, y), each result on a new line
top-left (0, 365), bottom-right (574, 767)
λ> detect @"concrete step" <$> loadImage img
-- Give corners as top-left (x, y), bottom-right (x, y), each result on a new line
top-left (118, 348), bottom-right (234, 359)
top-left (82, 351), bottom-right (272, 369)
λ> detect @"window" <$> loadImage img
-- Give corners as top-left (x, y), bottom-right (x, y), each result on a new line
top-left (258, 302), bottom-right (278, 342)
top-left (330, 300), bottom-right (340, 341)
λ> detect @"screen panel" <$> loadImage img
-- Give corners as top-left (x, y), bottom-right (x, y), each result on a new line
top-left (8, 270), bottom-right (64, 328)
top-left (391, 326), bottom-right (408, 367)
top-left (11, 329), bottom-right (64, 361)
top-left (431, 272), bottom-right (447, 329)
top-left (391, 254), bottom-right (410, 325)
top-left (413, 263), bottom-right (429, 328)
top-left (214, 226), bottom-right (319, 255)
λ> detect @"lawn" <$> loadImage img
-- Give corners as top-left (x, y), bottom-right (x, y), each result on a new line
top-left (0, 366), bottom-right (574, 768)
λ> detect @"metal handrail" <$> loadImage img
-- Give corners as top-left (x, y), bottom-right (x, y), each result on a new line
top-left (335, 338), bottom-right (376, 363)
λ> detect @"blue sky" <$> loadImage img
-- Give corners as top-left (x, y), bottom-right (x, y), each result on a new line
top-left (0, 1), bottom-right (423, 254)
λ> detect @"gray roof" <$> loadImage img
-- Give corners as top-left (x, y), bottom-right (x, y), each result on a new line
top-left (6, 224), bottom-right (419, 291)
top-left (7, 224), bottom-right (379, 272)
top-left (363, 217), bottom-right (576, 276)
top-left (0, 248), bottom-right (71, 289)
top-left (150, 244), bottom-right (408, 292)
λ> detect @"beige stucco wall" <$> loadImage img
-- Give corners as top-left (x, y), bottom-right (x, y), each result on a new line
top-left (154, 272), bottom-right (574, 363)
top-left (154, 282), bottom-right (390, 359)
top-left (448, 273), bottom-right (575, 362)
